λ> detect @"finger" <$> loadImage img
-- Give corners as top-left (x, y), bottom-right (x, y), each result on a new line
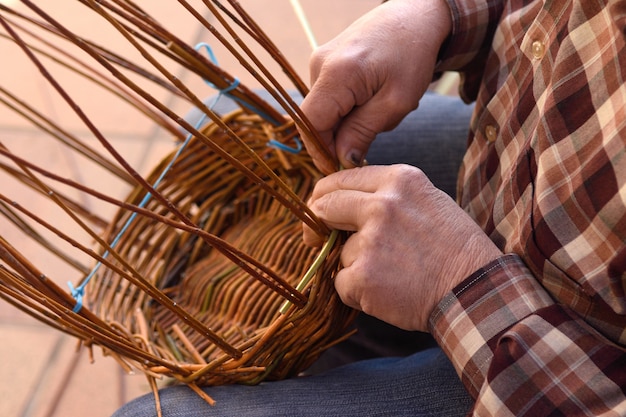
top-left (299, 90), bottom-right (344, 174)
top-left (302, 170), bottom-right (376, 247)
top-left (301, 79), bottom-right (357, 133)
top-left (333, 267), bottom-right (363, 312)
top-left (302, 221), bottom-right (324, 248)
top-left (337, 230), bottom-right (360, 269)
top-left (333, 112), bottom-right (377, 169)
top-left (300, 57), bottom-right (374, 173)
top-left (332, 234), bottom-right (368, 312)
top-left (303, 168), bottom-right (375, 248)
top-left (308, 189), bottom-right (370, 233)
top-left (309, 166), bottom-right (389, 202)
top-left (300, 128), bottom-right (338, 176)
top-left (334, 88), bottom-right (419, 169)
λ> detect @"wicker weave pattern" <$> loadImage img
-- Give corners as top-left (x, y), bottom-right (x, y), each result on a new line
top-left (87, 110), bottom-right (356, 385)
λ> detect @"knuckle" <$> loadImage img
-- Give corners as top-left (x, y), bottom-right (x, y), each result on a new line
top-left (318, 48), bottom-right (373, 88)
top-left (331, 47), bottom-right (370, 72)
top-left (367, 193), bottom-right (397, 222)
top-left (311, 193), bottom-right (331, 216)
top-left (388, 164), bottom-right (429, 188)
top-left (363, 165), bottom-right (430, 220)
top-left (309, 45), bottom-right (331, 72)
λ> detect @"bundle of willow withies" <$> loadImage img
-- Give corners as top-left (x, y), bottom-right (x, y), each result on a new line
top-left (0, 0), bottom-right (357, 406)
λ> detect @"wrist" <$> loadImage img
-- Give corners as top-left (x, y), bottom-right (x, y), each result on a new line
top-left (430, 231), bottom-right (502, 322)
top-left (390, 0), bottom-right (452, 49)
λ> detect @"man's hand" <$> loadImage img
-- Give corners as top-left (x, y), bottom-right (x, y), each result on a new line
top-left (300, 0), bottom-right (452, 174)
top-left (303, 165), bottom-right (502, 332)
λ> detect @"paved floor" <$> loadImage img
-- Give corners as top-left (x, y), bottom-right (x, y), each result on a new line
top-left (0, 1), bottom-right (381, 416)
top-left (0, 1), bottom-right (459, 416)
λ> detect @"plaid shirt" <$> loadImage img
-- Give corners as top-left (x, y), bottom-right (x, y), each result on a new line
top-left (429, 1), bottom-right (626, 415)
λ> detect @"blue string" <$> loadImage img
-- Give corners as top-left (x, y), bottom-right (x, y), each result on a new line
top-left (195, 42), bottom-right (220, 69)
top-left (68, 42), bottom-right (240, 313)
top-left (195, 43), bottom-right (286, 127)
top-left (196, 43), bottom-right (302, 153)
top-left (69, 42), bottom-right (302, 311)
top-left (267, 137), bottom-right (302, 154)
top-left (69, 115), bottom-right (203, 312)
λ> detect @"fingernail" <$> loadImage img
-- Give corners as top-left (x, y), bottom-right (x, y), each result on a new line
top-left (347, 151), bottom-right (364, 167)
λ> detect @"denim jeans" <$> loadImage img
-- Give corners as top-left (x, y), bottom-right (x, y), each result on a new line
top-left (112, 92), bottom-right (475, 417)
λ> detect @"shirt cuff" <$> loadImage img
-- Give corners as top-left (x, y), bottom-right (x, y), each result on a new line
top-left (429, 253), bottom-right (555, 397)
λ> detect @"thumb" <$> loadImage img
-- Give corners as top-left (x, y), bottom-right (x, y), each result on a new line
top-left (333, 114), bottom-right (377, 168)
top-left (334, 95), bottom-right (410, 168)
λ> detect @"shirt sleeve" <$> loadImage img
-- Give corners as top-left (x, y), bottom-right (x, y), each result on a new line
top-left (429, 254), bottom-right (626, 416)
top-left (437, 0), bottom-right (505, 102)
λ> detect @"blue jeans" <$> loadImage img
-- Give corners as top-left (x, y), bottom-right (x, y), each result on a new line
top-left (112, 93), bottom-right (475, 417)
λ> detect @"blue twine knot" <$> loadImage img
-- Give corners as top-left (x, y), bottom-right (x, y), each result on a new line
top-left (195, 42), bottom-right (279, 124)
top-left (195, 42), bottom-right (240, 97)
top-left (68, 281), bottom-right (85, 313)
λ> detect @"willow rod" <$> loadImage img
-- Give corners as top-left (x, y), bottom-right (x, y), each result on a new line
top-left (6, 2), bottom-right (311, 306)
top-left (0, 145), bottom-right (308, 307)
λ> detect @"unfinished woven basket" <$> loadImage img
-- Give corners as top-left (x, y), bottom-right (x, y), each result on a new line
top-left (86, 109), bottom-right (356, 387)
top-left (0, 0), bottom-right (357, 405)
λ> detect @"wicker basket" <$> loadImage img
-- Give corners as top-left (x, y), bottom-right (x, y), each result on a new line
top-left (0, 0), bottom-right (358, 407)
top-left (86, 109), bottom-right (357, 387)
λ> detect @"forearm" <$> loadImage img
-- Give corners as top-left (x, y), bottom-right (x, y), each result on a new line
top-left (430, 254), bottom-right (626, 415)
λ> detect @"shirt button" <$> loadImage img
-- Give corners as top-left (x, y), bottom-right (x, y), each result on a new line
top-left (485, 125), bottom-right (497, 142)
top-left (531, 40), bottom-right (546, 59)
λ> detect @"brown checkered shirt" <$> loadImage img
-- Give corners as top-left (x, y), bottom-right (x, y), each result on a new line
top-left (429, 1), bottom-right (626, 415)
